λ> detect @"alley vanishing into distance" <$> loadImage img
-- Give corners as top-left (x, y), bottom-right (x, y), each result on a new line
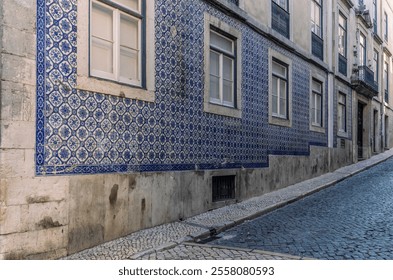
top-left (204, 157), bottom-right (393, 260)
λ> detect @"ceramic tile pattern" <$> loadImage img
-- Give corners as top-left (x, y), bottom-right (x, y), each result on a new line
top-left (35, 0), bottom-right (350, 175)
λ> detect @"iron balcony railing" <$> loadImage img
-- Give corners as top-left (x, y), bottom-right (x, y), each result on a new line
top-left (272, 1), bottom-right (290, 38)
top-left (351, 65), bottom-right (379, 97)
top-left (312, 32), bottom-right (323, 60)
top-left (338, 54), bottom-right (347, 76)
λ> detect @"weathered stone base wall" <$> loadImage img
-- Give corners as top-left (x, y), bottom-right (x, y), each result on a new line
top-left (0, 143), bottom-right (353, 259)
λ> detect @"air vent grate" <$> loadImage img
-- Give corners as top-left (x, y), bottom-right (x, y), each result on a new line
top-left (212, 175), bottom-right (236, 202)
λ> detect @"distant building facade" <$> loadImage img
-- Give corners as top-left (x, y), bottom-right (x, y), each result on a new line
top-left (0, 0), bottom-right (392, 259)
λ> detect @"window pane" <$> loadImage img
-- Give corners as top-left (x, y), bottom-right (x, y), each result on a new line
top-left (92, 37), bottom-right (114, 73)
top-left (120, 14), bottom-right (139, 50)
top-left (279, 79), bottom-right (287, 99)
top-left (114, 0), bottom-right (140, 12)
top-left (311, 109), bottom-right (316, 123)
top-left (210, 51), bottom-right (220, 76)
top-left (210, 31), bottom-right (233, 53)
top-left (279, 97), bottom-right (287, 117)
top-left (223, 56), bottom-right (233, 81)
top-left (272, 76), bottom-right (278, 97)
top-left (312, 80), bottom-right (322, 93)
top-left (312, 93), bottom-right (316, 110)
top-left (316, 94), bottom-right (321, 111)
top-left (272, 77), bottom-right (278, 114)
top-left (272, 61), bottom-right (286, 78)
top-left (210, 76), bottom-right (220, 101)
top-left (316, 108), bottom-right (322, 125)
top-left (120, 47), bottom-right (138, 81)
top-left (223, 80), bottom-right (234, 105)
top-left (92, 3), bottom-right (113, 41)
top-left (272, 96), bottom-right (278, 114)
top-left (279, 79), bottom-right (287, 116)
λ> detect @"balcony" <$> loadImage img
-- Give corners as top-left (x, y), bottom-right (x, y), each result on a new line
top-left (272, 1), bottom-right (290, 38)
top-left (312, 33), bottom-right (323, 60)
top-left (351, 65), bottom-right (379, 98)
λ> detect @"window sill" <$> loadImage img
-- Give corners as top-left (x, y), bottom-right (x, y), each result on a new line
top-left (204, 101), bottom-right (242, 118)
top-left (269, 115), bottom-right (291, 127)
top-left (310, 125), bottom-right (325, 134)
top-left (77, 75), bottom-right (155, 103)
top-left (337, 131), bottom-right (349, 138)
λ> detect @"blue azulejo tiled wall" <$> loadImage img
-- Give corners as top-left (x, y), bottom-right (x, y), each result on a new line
top-left (36, 0), bottom-right (327, 176)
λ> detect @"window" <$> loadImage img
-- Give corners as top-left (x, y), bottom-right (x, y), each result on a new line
top-left (384, 61), bottom-right (389, 102)
top-left (272, 59), bottom-right (288, 119)
top-left (374, 50), bottom-right (379, 83)
top-left (311, 0), bottom-right (322, 37)
top-left (90, 0), bottom-right (143, 86)
top-left (338, 13), bottom-right (347, 57)
top-left (311, 0), bottom-right (323, 60)
top-left (269, 49), bottom-right (292, 127)
top-left (338, 93), bottom-right (347, 133)
top-left (204, 14), bottom-right (242, 119)
top-left (338, 13), bottom-right (347, 76)
top-left (311, 79), bottom-right (323, 127)
top-left (77, 0), bottom-right (155, 102)
top-left (271, 0), bottom-right (290, 38)
top-left (384, 12), bottom-right (388, 41)
top-left (359, 32), bottom-right (366, 66)
top-left (373, 0), bottom-right (377, 34)
top-left (209, 29), bottom-right (236, 108)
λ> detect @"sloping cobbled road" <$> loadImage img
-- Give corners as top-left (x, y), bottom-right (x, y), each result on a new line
top-left (206, 158), bottom-right (393, 260)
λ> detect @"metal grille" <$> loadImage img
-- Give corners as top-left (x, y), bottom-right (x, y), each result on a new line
top-left (272, 2), bottom-right (290, 38)
top-left (338, 54), bottom-right (347, 76)
top-left (212, 175), bottom-right (236, 202)
top-left (312, 33), bottom-right (323, 60)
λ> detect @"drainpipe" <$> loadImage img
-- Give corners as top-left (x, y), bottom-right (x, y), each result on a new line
top-left (327, 0), bottom-right (334, 149)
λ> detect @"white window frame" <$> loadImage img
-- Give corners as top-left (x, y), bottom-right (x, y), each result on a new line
top-left (338, 92), bottom-right (347, 133)
top-left (309, 70), bottom-right (326, 133)
top-left (359, 32), bottom-right (366, 66)
top-left (338, 12), bottom-right (347, 58)
top-left (269, 48), bottom-right (292, 127)
top-left (384, 11), bottom-right (389, 41)
top-left (204, 13), bottom-right (242, 118)
top-left (311, 0), bottom-right (322, 37)
top-left (90, 0), bottom-right (142, 87)
top-left (272, 59), bottom-right (288, 119)
top-left (76, 0), bottom-right (155, 102)
top-left (311, 79), bottom-right (323, 127)
top-left (209, 29), bottom-right (236, 108)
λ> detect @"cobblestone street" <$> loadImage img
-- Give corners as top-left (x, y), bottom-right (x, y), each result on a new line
top-left (63, 151), bottom-right (393, 260)
top-left (206, 157), bottom-right (393, 260)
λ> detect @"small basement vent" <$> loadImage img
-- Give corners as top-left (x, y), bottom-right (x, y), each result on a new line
top-left (212, 175), bottom-right (236, 202)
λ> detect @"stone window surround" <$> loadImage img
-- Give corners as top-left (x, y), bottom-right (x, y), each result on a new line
top-left (268, 48), bottom-right (292, 127)
top-left (309, 69), bottom-right (326, 134)
top-left (76, 0), bottom-right (155, 102)
top-left (203, 13), bottom-right (242, 119)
